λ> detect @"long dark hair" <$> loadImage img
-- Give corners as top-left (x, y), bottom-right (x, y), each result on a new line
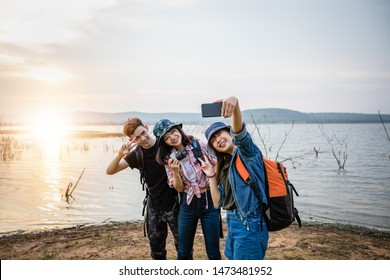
top-left (208, 127), bottom-right (233, 182)
top-left (156, 126), bottom-right (194, 165)
top-left (210, 148), bottom-right (232, 183)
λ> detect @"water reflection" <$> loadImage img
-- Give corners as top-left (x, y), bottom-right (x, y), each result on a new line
top-left (38, 136), bottom-right (65, 216)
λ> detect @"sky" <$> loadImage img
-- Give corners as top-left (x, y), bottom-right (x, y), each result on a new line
top-left (0, 0), bottom-right (389, 121)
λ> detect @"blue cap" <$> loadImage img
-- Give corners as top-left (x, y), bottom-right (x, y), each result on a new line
top-left (205, 122), bottom-right (230, 146)
top-left (153, 119), bottom-right (182, 145)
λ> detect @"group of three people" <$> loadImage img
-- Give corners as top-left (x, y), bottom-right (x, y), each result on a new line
top-left (106, 96), bottom-right (269, 260)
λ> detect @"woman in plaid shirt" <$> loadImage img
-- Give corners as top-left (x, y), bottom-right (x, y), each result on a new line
top-left (154, 119), bottom-right (221, 260)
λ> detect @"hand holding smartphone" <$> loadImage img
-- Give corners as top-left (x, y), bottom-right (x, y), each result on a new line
top-left (201, 102), bottom-right (222, 118)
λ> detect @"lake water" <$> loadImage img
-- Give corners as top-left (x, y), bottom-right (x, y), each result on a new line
top-left (0, 123), bottom-right (389, 234)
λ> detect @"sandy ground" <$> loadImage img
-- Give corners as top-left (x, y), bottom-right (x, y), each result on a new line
top-left (0, 221), bottom-right (389, 260)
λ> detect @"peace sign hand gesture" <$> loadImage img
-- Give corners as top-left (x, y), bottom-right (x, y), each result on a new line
top-left (198, 157), bottom-right (216, 178)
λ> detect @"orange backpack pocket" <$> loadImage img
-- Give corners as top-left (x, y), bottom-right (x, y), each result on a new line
top-left (263, 158), bottom-right (288, 198)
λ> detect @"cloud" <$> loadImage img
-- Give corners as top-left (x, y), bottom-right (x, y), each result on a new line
top-left (18, 66), bottom-right (74, 83)
top-left (0, 0), bottom-right (389, 116)
top-left (0, 54), bottom-right (25, 65)
top-left (0, 0), bottom-right (119, 86)
top-left (335, 71), bottom-right (390, 79)
top-left (0, 0), bottom-right (118, 47)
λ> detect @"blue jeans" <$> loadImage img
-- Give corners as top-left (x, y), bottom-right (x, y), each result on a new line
top-left (177, 191), bottom-right (221, 260)
top-left (225, 209), bottom-right (268, 260)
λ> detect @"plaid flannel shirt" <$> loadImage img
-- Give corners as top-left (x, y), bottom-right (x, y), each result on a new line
top-left (165, 141), bottom-right (217, 205)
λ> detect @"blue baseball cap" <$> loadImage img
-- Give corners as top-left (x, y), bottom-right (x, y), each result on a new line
top-left (205, 122), bottom-right (230, 146)
top-left (153, 119), bottom-right (182, 145)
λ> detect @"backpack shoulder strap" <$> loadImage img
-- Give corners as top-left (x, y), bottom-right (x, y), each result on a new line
top-left (235, 154), bottom-right (250, 182)
top-left (235, 154), bottom-right (261, 201)
top-left (135, 145), bottom-right (144, 170)
top-left (235, 153), bottom-right (266, 229)
top-left (134, 145), bottom-right (149, 237)
top-left (134, 146), bottom-right (147, 192)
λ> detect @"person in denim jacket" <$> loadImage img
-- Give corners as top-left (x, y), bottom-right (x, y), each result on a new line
top-left (200, 96), bottom-right (269, 260)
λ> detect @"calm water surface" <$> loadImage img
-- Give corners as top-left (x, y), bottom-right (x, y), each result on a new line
top-left (0, 123), bottom-right (389, 234)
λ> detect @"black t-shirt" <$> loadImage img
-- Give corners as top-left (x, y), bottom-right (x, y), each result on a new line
top-left (124, 142), bottom-right (177, 211)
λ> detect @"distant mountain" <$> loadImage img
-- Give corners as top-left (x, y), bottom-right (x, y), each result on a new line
top-left (66, 109), bottom-right (390, 125)
top-left (67, 111), bottom-right (204, 124)
top-left (242, 109), bottom-right (390, 123)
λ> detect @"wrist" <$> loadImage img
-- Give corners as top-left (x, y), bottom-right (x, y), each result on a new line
top-left (117, 150), bottom-right (126, 158)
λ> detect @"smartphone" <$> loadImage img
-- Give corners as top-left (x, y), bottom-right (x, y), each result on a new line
top-left (201, 102), bottom-right (222, 118)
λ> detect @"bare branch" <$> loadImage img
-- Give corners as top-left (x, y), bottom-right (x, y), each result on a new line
top-left (318, 123), bottom-right (348, 170)
top-left (69, 168), bottom-right (85, 196)
top-left (378, 110), bottom-right (390, 141)
top-left (275, 121), bottom-right (294, 161)
top-left (64, 168), bottom-right (86, 203)
top-left (278, 150), bottom-right (312, 163)
top-left (250, 116), bottom-right (312, 166)
top-left (251, 114), bottom-right (269, 158)
top-left (313, 147), bottom-right (320, 157)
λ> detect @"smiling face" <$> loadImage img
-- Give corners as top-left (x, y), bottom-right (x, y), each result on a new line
top-left (209, 128), bottom-right (235, 155)
top-left (163, 128), bottom-right (183, 149)
top-left (130, 125), bottom-right (155, 149)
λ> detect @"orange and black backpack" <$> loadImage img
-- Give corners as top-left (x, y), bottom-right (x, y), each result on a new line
top-left (235, 154), bottom-right (301, 231)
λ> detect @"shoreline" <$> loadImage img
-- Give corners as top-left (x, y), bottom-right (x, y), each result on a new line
top-left (2, 215), bottom-right (389, 237)
top-left (1, 221), bottom-right (389, 260)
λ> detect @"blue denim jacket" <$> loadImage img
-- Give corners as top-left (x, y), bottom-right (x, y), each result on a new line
top-left (218, 124), bottom-right (268, 223)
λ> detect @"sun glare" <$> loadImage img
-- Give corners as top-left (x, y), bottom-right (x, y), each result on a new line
top-left (31, 111), bottom-right (71, 139)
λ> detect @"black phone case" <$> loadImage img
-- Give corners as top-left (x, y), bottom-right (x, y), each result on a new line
top-left (201, 102), bottom-right (222, 118)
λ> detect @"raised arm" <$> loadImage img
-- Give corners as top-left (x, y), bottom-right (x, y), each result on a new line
top-left (220, 96), bottom-right (242, 133)
top-left (106, 141), bottom-right (136, 175)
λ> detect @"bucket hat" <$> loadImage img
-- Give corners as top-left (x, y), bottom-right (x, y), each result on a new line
top-left (153, 119), bottom-right (182, 145)
top-left (205, 122), bottom-right (230, 147)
